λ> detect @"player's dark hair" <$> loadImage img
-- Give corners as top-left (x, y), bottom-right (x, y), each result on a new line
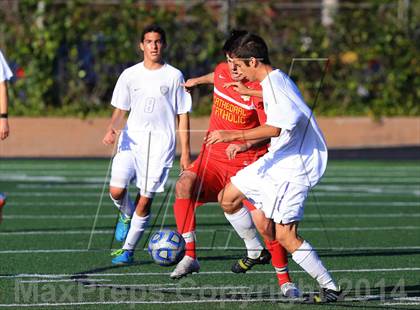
top-left (231, 33), bottom-right (271, 65)
top-left (222, 30), bottom-right (249, 54)
top-left (141, 24), bottom-right (166, 45)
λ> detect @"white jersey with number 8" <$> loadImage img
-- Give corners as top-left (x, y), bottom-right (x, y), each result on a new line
top-left (110, 62), bottom-right (191, 192)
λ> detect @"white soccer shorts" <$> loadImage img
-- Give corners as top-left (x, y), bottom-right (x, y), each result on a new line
top-left (231, 165), bottom-right (309, 224)
top-left (109, 150), bottom-right (170, 198)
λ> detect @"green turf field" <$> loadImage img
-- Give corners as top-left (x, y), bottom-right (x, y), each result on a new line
top-left (0, 159), bottom-right (419, 309)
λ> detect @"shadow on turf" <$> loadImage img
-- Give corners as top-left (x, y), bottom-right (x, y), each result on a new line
top-left (72, 252), bottom-right (240, 278)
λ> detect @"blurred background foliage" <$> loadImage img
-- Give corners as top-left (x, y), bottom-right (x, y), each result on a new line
top-left (0, 0), bottom-right (418, 117)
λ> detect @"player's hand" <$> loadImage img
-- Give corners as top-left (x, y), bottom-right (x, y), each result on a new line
top-left (0, 119), bottom-right (9, 140)
top-left (102, 128), bottom-right (117, 145)
top-left (179, 153), bottom-right (192, 172)
top-left (205, 130), bottom-right (234, 146)
top-left (181, 78), bottom-right (198, 93)
top-left (223, 81), bottom-right (249, 95)
top-left (225, 143), bottom-right (250, 160)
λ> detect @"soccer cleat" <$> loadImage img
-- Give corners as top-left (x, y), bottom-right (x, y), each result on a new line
top-left (313, 287), bottom-right (343, 303)
top-left (170, 255), bottom-right (200, 279)
top-left (111, 249), bottom-right (134, 265)
top-left (115, 213), bottom-right (131, 242)
top-left (231, 249), bottom-right (271, 273)
top-left (281, 282), bottom-right (301, 298)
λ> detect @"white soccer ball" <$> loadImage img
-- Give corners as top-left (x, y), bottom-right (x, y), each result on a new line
top-left (148, 229), bottom-right (185, 266)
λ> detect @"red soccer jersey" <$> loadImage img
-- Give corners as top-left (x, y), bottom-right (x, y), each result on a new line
top-left (206, 62), bottom-right (267, 164)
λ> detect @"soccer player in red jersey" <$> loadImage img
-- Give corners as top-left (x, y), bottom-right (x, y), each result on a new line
top-left (170, 31), bottom-right (300, 298)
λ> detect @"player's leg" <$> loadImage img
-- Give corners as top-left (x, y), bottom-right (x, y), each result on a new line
top-left (173, 170), bottom-right (199, 258)
top-left (170, 171), bottom-right (201, 278)
top-left (109, 151), bottom-right (136, 242)
top-left (112, 163), bottom-right (170, 265)
top-left (219, 185), bottom-right (269, 270)
top-left (249, 207), bottom-right (300, 298)
top-left (112, 192), bottom-right (153, 265)
top-left (273, 182), bottom-right (341, 302)
top-left (276, 222), bottom-right (341, 302)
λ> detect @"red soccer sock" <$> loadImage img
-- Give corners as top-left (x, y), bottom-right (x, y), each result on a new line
top-left (265, 239), bottom-right (291, 286)
top-left (173, 198), bottom-right (197, 259)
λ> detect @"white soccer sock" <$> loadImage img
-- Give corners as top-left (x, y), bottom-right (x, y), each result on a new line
top-left (110, 191), bottom-right (135, 218)
top-left (122, 213), bottom-right (150, 251)
top-left (292, 240), bottom-right (338, 290)
top-left (224, 207), bottom-right (263, 259)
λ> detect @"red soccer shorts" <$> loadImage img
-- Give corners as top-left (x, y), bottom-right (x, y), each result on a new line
top-left (186, 147), bottom-right (256, 211)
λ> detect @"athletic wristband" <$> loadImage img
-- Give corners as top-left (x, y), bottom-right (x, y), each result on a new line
top-left (0, 113), bottom-right (7, 118)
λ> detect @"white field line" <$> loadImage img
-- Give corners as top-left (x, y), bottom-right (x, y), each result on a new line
top-left (3, 171), bottom-right (419, 180)
top-left (326, 166), bottom-right (420, 171)
top-left (8, 201), bottom-right (420, 207)
top-left (83, 284), bottom-right (250, 290)
top-left (82, 283), bottom-right (178, 287)
top-left (1, 171), bottom-right (419, 182)
top-left (1, 225), bottom-right (419, 236)
top-left (4, 212), bottom-right (420, 220)
top-left (2, 245), bottom-right (420, 254)
top-left (2, 267), bottom-right (420, 279)
top-left (315, 186), bottom-right (420, 196)
top-left (0, 165), bottom-right (107, 170)
top-left (322, 177), bottom-right (420, 182)
top-left (12, 183), bottom-right (420, 193)
top-left (2, 163), bottom-right (419, 170)
top-left (0, 249), bottom-right (90, 254)
top-left (8, 176), bottom-right (420, 185)
top-left (382, 303), bottom-right (420, 306)
top-left (0, 172), bottom-right (106, 178)
top-left (393, 297), bottom-right (420, 301)
top-left (4, 245), bottom-right (420, 254)
top-left (0, 176), bottom-right (107, 183)
top-left (6, 191), bottom-right (420, 197)
top-left (8, 202), bottom-right (100, 206)
top-left (382, 297), bottom-right (420, 305)
top-left (3, 215), bottom-right (116, 219)
top-left (0, 296), bottom-right (410, 308)
top-left (6, 192), bottom-right (103, 197)
top-left (17, 184), bottom-right (104, 189)
top-left (311, 192), bottom-right (420, 197)
top-left (18, 279), bottom-right (111, 283)
top-left (0, 299), bottom-right (283, 307)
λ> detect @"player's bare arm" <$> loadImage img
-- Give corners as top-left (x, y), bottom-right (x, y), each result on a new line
top-left (177, 112), bottom-right (191, 171)
top-left (182, 72), bottom-right (214, 91)
top-left (0, 81), bottom-right (9, 140)
top-left (223, 81), bottom-right (262, 98)
top-left (206, 124), bottom-right (280, 146)
top-left (225, 137), bottom-right (270, 160)
top-left (103, 108), bottom-right (126, 145)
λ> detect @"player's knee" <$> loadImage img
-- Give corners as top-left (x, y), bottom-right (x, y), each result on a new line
top-left (276, 223), bottom-right (300, 252)
top-left (218, 194), bottom-right (239, 214)
top-left (175, 173), bottom-right (196, 198)
top-left (255, 221), bottom-right (273, 241)
top-left (135, 198), bottom-right (152, 217)
top-left (109, 187), bottom-right (125, 200)
top-left (251, 210), bottom-right (274, 240)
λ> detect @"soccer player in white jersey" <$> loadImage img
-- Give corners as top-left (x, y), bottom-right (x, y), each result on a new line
top-left (206, 33), bottom-right (342, 303)
top-left (0, 49), bottom-right (13, 223)
top-left (0, 49), bottom-right (12, 141)
top-left (102, 24), bottom-right (192, 264)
